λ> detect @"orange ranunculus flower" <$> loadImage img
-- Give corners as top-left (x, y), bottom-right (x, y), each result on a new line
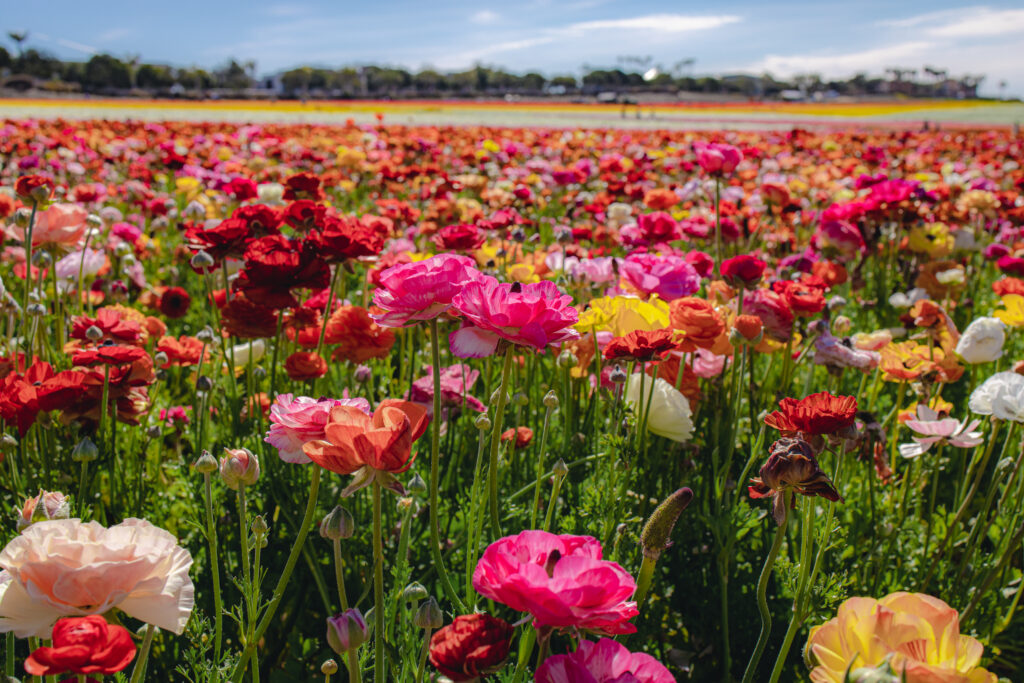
top-left (642, 188), bottom-right (679, 210)
top-left (669, 298), bottom-right (726, 352)
top-left (993, 277), bottom-right (1024, 298)
top-left (284, 351), bottom-right (328, 381)
top-left (879, 341), bottom-right (963, 384)
top-left (646, 354), bottom-right (701, 408)
top-left (325, 305), bottom-right (396, 364)
top-left (732, 314), bottom-right (763, 343)
top-left (811, 260), bottom-right (848, 288)
top-left (500, 426), bottom-right (534, 449)
top-left (303, 400), bottom-right (429, 495)
top-left (806, 592), bottom-right (997, 683)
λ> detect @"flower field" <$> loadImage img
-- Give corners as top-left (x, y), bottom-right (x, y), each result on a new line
top-left (0, 116), bottom-right (1023, 682)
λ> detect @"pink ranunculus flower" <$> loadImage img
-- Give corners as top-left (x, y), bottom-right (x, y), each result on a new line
top-left (694, 142), bottom-right (743, 177)
top-left (619, 253), bottom-right (700, 302)
top-left (408, 364), bottom-right (485, 417)
top-left (372, 254), bottom-right (482, 327)
top-left (0, 518), bottom-right (194, 638)
top-left (691, 347), bottom-right (727, 378)
top-left (898, 405), bottom-right (983, 459)
top-left (449, 277), bottom-right (579, 358)
top-left (472, 530), bottom-right (639, 635)
top-left (6, 203), bottom-right (89, 248)
top-left (265, 393), bottom-right (371, 464)
top-left (535, 637), bottom-right (675, 683)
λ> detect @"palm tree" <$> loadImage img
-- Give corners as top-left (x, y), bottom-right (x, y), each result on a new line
top-left (7, 31), bottom-right (28, 59)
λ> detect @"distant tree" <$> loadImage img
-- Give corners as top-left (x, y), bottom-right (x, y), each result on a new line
top-left (215, 60), bottom-right (252, 90)
top-left (136, 63), bottom-right (174, 89)
top-left (83, 54), bottom-right (130, 90)
top-left (549, 76), bottom-right (577, 90)
top-left (329, 68), bottom-right (361, 95)
top-left (520, 72), bottom-right (546, 91)
top-left (7, 31), bottom-right (28, 58)
top-left (414, 69), bottom-right (444, 92)
top-left (175, 68), bottom-right (213, 90)
top-left (0, 46), bottom-right (10, 70)
top-left (17, 49), bottom-right (63, 79)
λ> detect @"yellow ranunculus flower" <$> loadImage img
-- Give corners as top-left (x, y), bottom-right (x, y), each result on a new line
top-left (506, 263), bottom-right (540, 284)
top-left (806, 592), bottom-right (996, 683)
top-left (907, 222), bottom-right (954, 259)
top-left (575, 296), bottom-right (669, 337)
top-left (994, 294), bottom-right (1024, 327)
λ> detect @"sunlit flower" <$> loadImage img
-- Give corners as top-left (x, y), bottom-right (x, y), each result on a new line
top-left (898, 405), bottom-right (983, 458)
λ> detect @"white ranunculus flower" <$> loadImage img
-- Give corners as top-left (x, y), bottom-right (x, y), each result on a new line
top-left (955, 317), bottom-right (1006, 364)
top-left (624, 373), bottom-right (693, 443)
top-left (257, 182), bottom-right (285, 204)
top-left (970, 371), bottom-right (1024, 421)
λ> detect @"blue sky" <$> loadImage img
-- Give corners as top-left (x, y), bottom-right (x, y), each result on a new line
top-left (2, 0), bottom-right (1023, 96)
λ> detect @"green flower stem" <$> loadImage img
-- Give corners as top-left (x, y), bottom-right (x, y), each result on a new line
top-left (530, 401), bottom-right (556, 529)
top-left (128, 624), bottom-right (155, 683)
top-left (768, 494), bottom-right (818, 683)
top-left (428, 318), bottom-right (465, 610)
top-left (488, 350), bottom-right (515, 539)
top-left (465, 427), bottom-right (489, 606)
top-left (231, 467), bottom-right (321, 682)
top-left (20, 200), bottom-right (38, 351)
top-left (542, 466), bottom-right (567, 533)
top-left (372, 481), bottom-right (386, 683)
top-left (414, 626), bottom-right (433, 683)
top-left (333, 538), bottom-right (362, 683)
top-left (741, 489), bottom-right (793, 683)
top-left (203, 472), bottom-right (223, 660)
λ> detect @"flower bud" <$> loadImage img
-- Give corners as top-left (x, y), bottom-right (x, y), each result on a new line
top-left (474, 414), bottom-right (492, 431)
top-left (489, 387), bottom-right (508, 406)
top-left (640, 488), bottom-right (694, 560)
top-left (326, 609), bottom-right (368, 654)
top-left (557, 349), bottom-right (578, 368)
top-left (321, 659), bottom-right (339, 676)
top-left (183, 200), bottom-right (206, 220)
top-left (732, 315), bottom-right (764, 345)
top-left (832, 315), bottom-right (853, 335)
top-left (251, 515), bottom-right (269, 538)
top-left (543, 390), bottom-right (559, 409)
top-left (553, 458), bottom-right (569, 478)
top-left (26, 303), bottom-right (46, 317)
top-left (196, 326), bottom-right (216, 343)
top-left (13, 207), bottom-right (32, 228)
top-left (403, 582), bottom-right (428, 602)
top-left (193, 450), bottom-right (218, 474)
top-left (413, 597), bottom-right (443, 629)
top-left (320, 506), bottom-right (355, 541)
top-left (610, 364), bottom-right (627, 384)
top-left (407, 472), bottom-right (427, 494)
top-left (196, 376), bottom-right (214, 392)
top-left (145, 425), bottom-right (162, 439)
top-left (32, 251), bottom-right (52, 267)
top-left (154, 351), bottom-right (169, 366)
top-left (354, 364), bottom-right (372, 383)
top-left (191, 250), bottom-right (215, 269)
top-left (1, 433), bottom-right (17, 450)
top-left (220, 448), bottom-right (260, 490)
top-left (86, 214), bottom-right (103, 228)
top-left (71, 437), bottom-right (99, 463)
top-left (17, 490), bottom-right (70, 531)
top-left (512, 392), bottom-right (529, 407)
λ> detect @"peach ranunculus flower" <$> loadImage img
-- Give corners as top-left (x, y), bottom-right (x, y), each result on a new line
top-left (0, 518), bottom-right (194, 638)
top-left (6, 203), bottom-right (89, 248)
top-left (805, 592), bottom-right (997, 683)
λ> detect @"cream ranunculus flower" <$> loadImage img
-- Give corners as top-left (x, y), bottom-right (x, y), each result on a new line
top-left (969, 371), bottom-right (1024, 422)
top-left (624, 373), bottom-right (693, 443)
top-left (806, 592), bottom-right (996, 683)
top-left (0, 518), bottom-right (194, 638)
top-left (954, 317), bottom-right (1006, 364)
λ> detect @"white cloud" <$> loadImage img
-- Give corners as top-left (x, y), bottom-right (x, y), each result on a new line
top-left (33, 32), bottom-right (97, 55)
top-left (568, 14), bottom-right (740, 33)
top-left (470, 10), bottom-right (501, 25)
top-left (881, 6), bottom-right (1024, 37)
top-left (747, 42), bottom-right (934, 78)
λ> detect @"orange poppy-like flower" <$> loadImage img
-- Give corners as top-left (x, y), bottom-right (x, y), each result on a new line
top-left (993, 277), bottom-right (1024, 298)
top-left (325, 305), bottom-right (396, 364)
top-left (156, 335), bottom-right (208, 368)
top-left (811, 260), bottom-right (848, 288)
top-left (732, 314), bottom-right (764, 343)
top-left (642, 188), bottom-right (679, 210)
top-left (604, 328), bottom-right (676, 363)
top-left (501, 426), bottom-right (534, 449)
top-left (669, 298), bottom-right (726, 352)
top-left (879, 341), bottom-right (963, 384)
top-left (303, 400), bottom-right (429, 495)
top-left (764, 391), bottom-right (857, 437)
top-left (284, 351), bottom-right (328, 381)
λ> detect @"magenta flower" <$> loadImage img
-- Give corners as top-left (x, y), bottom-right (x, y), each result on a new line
top-left (535, 638), bottom-right (674, 683)
top-left (694, 142), bottom-right (743, 177)
top-left (408, 364), bottom-right (485, 416)
top-left (898, 405), bottom-right (984, 459)
top-left (472, 530), bottom-right (639, 635)
top-left (449, 277), bottom-right (579, 358)
top-left (264, 394), bottom-right (371, 464)
top-left (372, 254), bottom-right (482, 327)
top-left (619, 253), bottom-right (700, 302)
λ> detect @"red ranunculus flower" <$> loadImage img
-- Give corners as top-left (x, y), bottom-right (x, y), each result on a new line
top-left (604, 328), bottom-right (677, 363)
top-left (429, 614), bottom-right (513, 682)
top-left (72, 345), bottom-right (149, 368)
top-left (720, 254), bottom-right (766, 288)
top-left (15, 175), bottom-right (54, 202)
top-left (184, 217), bottom-right (251, 262)
top-left (500, 426), bottom-right (534, 449)
top-left (158, 287), bottom-right (191, 319)
top-left (764, 391), bottom-right (858, 436)
top-left (284, 351), bottom-right (328, 381)
top-left (220, 295), bottom-right (280, 339)
top-left (310, 215), bottom-right (387, 262)
top-left (234, 203), bottom-right (282, 236)
top-left (236, 235), bottom-right (331, 308)
top-left (225, 177), bottom-right (258, 202)
top-left (283, 200), bottom-right (327, 231)
top-left (70, 309), bottom-right (143, 345)
top-left (432, 223), bottom-right (486, 251)
top-left (24, 615), bottom-right (136, 677)
top-left (282, 171), bottom-right (325, 201)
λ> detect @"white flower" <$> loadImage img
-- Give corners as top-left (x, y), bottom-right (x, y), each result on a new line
top-left (935, 269), bottom-right (965, 285)
top-left (228, 339), bottom-right (266, 372)
top-left (257, 182), bottom-right (285, 204)
top-left (0, 519), bottom-right (194, 638)
top-left (624, 373), bottom-right (693, 443)
top-left (955, 317), bottom-right (1006, 364)
top-left (888, 288), bottom-right (929, 309)
top-left (970, 371), bottom-right (1024, 422)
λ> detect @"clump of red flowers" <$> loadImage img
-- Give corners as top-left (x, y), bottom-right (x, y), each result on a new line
top-left (764, 391), bottom-right (858, 438)
top-left (24, 615), bottom-right (136, 678)
top-left (428, 614), bottom-right (513, 682)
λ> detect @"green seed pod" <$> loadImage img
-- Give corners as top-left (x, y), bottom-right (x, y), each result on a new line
top-left (640, 488), bottom-right (694, 561)
top-left (319, 506), bottom-right (355, 541)
top-left (71, 437), bottom-right (99, 463)
top-left (412, 597), bottom-right (443, 630)
top-left (193, 450), bottom-right (218, 474)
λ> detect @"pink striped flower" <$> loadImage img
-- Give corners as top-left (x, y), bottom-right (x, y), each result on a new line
top-left (535, 638), bottom-right (674, 683)
top-left (898, 404), bottom-right (983, 459)
top-left (372, 254), bottom-right (482, 327)
top-left (265, 394), bottom-right (371, 464)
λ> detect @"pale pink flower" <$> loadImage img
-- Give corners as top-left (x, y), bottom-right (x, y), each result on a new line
top-left (450, 277), bottom-right (579, 358)
top-left (472, 530), bottom-right (639, 635)
top-left (372, 254), bottom-right (482, 327)
top-left (6, 203), bottom-right (88, 248)
top-left (898, 405), bottom-right (984, 459)
top-left (536, 638), bottom-right (674, 683)
top-left (408, 364), bottom-right (485, 416)
top-left (691, 347), bottom-right (727, 378)
top-left (265, 394), bottom-right (371, 464)
top-left (0, 518), bottom-right (194, 638)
